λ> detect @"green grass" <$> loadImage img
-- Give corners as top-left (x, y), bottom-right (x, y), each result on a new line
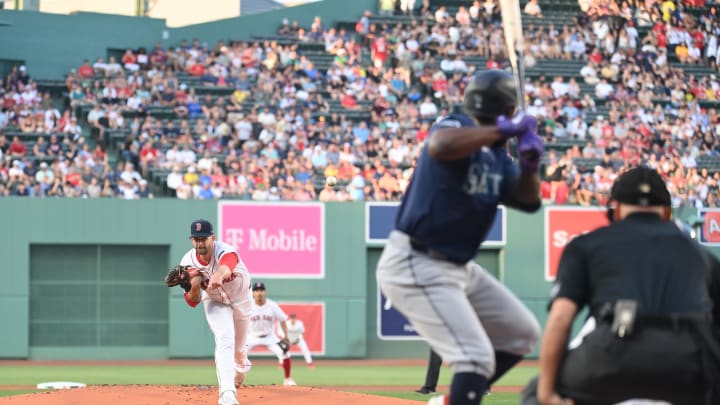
top-left (0, 363), bottom-right (537, 404)
top-left (0, 390), bottom-right (40, 397)
top-left (492, 365), bottom-right (537, 386)
top-left (0, 364), bottom-right (538, 387)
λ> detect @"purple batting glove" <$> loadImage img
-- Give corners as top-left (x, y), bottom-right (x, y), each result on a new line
top-left (496, 113), bottom-right (538, 140)
top-left (517, 131), bottom-right (545, 173)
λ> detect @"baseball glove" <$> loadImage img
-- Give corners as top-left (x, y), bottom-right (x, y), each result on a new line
top-left (278, 338), bottom-right (290, 354)
top-left (164, 265), bottom-right (202, 292)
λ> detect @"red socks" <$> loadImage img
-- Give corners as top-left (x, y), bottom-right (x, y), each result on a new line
top-left (282, 358), bottom-right (291, 378)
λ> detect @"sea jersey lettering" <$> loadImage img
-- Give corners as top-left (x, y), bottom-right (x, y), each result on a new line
top-left (464, 163), bottom-right (503, 196)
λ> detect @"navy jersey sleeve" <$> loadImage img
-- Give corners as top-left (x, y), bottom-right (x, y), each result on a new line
top-left (430, 114), bottom-right (477, 132)
top-left (551, 236), bottom-right (590, 310)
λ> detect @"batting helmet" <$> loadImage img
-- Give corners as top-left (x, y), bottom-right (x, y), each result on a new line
top-left (463, 69), bottom-right (517, 124)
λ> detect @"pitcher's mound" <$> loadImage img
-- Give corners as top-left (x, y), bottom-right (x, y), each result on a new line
top-left (0, 384), bottom-right (421, 404)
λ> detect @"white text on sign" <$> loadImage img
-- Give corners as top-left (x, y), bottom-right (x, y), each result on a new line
top-left (552, 229), bottom-right (593, 249)
top-left (225, 229), bottom-right (318, 252)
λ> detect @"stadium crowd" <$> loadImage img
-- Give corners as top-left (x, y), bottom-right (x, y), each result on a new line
top-left (0, 0), bottom-right (719, 207)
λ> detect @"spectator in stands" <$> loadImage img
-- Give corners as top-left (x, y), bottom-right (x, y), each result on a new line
top-left (400, 0), bottom-right (416, 15)
top-left (524, 0), bottom-right (543, 17)
top-left (16, 65), bottom-right (31, 89)
top-left (418, 97), bottom-right (438, 120)
top-left (18, 0), bottom-right (717, 207)
top-left (378, 0), bottom-right (395, 16)
top-left (8, 136), bottom-right (26, 157)
top-left (78, 60), bottom-right (95, 79)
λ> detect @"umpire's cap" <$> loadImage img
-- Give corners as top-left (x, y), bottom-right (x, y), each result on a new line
top-left (252, 282), bottom-right (266, 291)
top-left (611, 166), bottom-right (671, 207)
top-left (190, 219), bottom-right (214, 237)
top-left (463, 69), bottom-right (517, 124)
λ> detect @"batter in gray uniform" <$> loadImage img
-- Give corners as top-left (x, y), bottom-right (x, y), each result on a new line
top-left (376, 70), bottom-right (543, 405)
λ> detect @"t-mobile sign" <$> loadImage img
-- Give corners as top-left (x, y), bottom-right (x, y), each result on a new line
top-left (218, 202), bottom-right (325, 278)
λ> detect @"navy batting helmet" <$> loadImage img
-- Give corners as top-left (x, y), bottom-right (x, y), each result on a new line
top-left (463, 69), bottom-right (517, 124)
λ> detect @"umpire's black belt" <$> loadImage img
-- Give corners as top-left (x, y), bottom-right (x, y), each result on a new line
top-left (410, 238), bottom-right (452, 262)
top-left (598, 312), bottom-right (712, 331)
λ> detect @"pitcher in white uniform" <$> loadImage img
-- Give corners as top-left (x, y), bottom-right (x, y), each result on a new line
top-left (181, 219), bottom-right (253, 405)
top-left (247, 281), bottom-right (297, 386)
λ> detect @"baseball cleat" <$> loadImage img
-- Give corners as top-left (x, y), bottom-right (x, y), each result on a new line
top-left (415, 387), bottom-right (435, 394)
top-left (234, 360), bottom-right (252, 388)
top-left (218, 390), bottom-right (239, 405)
top-left (234, 371), bottom-right (246, 388)
top-left (427, 395), bottom-right (448, 405)
top-left (283, 378), bottom-right (297, 386)
top-left (308, 363), bottom-right (315, 369)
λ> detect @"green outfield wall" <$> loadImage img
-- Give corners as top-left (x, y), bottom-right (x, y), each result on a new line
top-left (0, 198), bottom-right (716, 360)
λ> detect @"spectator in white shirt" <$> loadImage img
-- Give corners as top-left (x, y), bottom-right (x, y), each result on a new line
top-left (440, 53), bottom-right (468, 74)
top-left (595, 79), bottom-right (614, 99)
top-left (580, 62), bottom-right (599, 84)
top-left (435, 5), bottom-right (449, 22)
top-left (688, 43), bottom-right (702, 63)
top-left (626, 23), bottom-right (639, 48)
top-left (388, 139), bottom-right (408, 165)
top-left (528, 99), bottom-right (548, 118)
top-left (551, 76), bottom-right (569, 98)
top-left (258, 107), bottom-right (276, 126)
top-left (568, 116), bottom-right (588, 139)
top-left (178, 145), bottom-right (197, 165)
top-left (419, 97), bottom-right (438, 120)
top-left (524, 0), bottom-right (542, 17)
top-left (235, 115), bottom-right (253, 142)
top-left (166, 166), bottom-right (183, 197)
top-left (680, 152), bottom-right (697, 168)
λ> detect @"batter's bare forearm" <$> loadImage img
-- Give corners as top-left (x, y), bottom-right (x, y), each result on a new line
top-left (428, 127), bottom-right (503, 160)
top-left (512, 171), bottom-right (541, 210)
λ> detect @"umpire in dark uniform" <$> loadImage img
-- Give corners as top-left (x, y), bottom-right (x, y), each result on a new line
top-left (522, 166), bottom-right (720, 405)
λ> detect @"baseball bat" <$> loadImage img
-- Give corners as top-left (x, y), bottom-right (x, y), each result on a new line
top-left (499, 0), bottom-right (539, 163)
top-left (499, 0), bottom-right (527, 111)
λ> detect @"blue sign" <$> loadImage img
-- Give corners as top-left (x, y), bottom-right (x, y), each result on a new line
top-left (377, 290), bottom-right (421, 340)
top-left (366, 202), bottom-right (506, 246)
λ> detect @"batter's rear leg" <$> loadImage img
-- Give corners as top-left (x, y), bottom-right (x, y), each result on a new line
top-left (466, 262), bottom-right (541, 386)
top-left (378, 256), bottom-right (496, 405)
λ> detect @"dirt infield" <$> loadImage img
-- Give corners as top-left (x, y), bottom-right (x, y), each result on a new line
top-left (0, 385), bottom-right (423, 405)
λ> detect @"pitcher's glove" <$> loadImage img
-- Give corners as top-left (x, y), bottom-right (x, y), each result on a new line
top-left (278, 338), bottom-right (290, 354)
top-left (164, 265), bottom-right (202, 292)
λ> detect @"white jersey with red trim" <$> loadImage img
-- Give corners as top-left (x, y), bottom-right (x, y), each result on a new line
top-left (285, 319), bottom-right (305, 344)
top-left (179, 240), bottom-right (251, 305)
top-left (249, 298), bottom-right (287, 337)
